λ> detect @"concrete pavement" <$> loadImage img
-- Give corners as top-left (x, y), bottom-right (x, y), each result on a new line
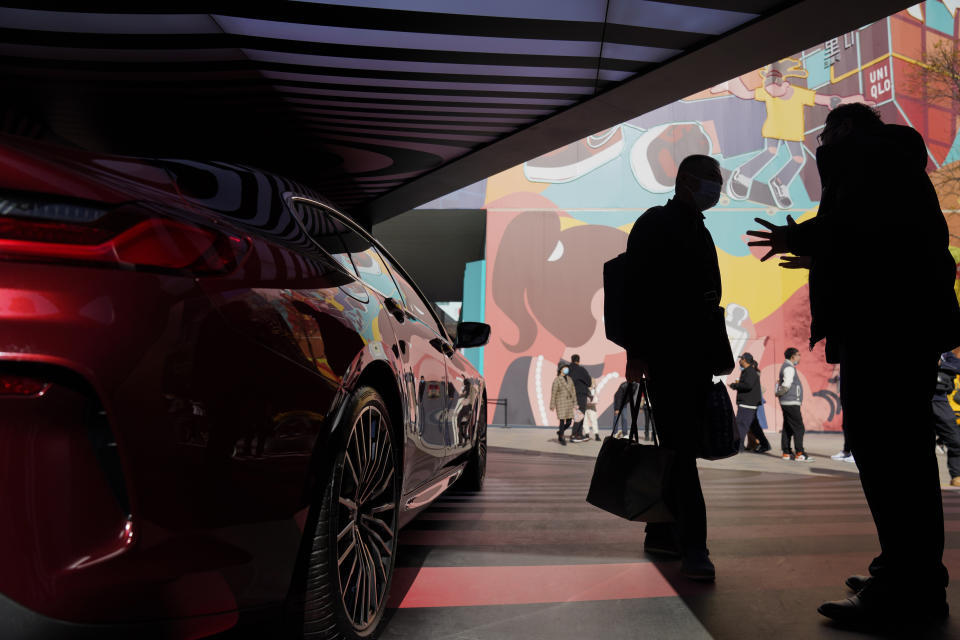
top-left (489, 427), bottom-right (960, 487)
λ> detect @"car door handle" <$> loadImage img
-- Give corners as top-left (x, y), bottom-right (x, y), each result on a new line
top-left (429, 337), bottom-right (454, 357)
top-left (384, 297), bottom-right (405, 323)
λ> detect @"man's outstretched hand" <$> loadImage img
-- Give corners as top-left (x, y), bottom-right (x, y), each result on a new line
top-left (746, 215), bottom-right (796, 262)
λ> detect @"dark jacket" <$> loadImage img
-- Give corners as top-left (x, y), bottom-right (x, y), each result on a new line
top-left (625, 197), bottom-right (721, 370)
top-left (730, 365), bottom-right (762, 407)
top-left (567, 362), bottom-right (592, 409)
top-left (787, 124), bottom-right (960, 362)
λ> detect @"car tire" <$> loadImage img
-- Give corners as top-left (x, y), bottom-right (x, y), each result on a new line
top-left (290, 386), bottom-right (400, 640)
top-left (456, 403), bottom-right (486, 492)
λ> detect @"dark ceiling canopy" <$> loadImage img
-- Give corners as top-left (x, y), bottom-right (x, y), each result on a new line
top-left (0, 1), bottom-right (913, 225)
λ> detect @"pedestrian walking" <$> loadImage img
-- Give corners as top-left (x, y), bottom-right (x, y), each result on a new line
top-left (747, 103), bottom-right (960, 627)
top-left (583, 382), bottom-right (600, 441)
top-left (729, 352), bottom-right (769, 452)
top-left (550, 363), bottom-right (577, 446)
top-left (777, 348), bottom-right (811, 461)
top-left (933, 351), bottom-right (960, 486)
top-left (612, 379), bottom-right (640, 438)
top-left (567, 354), bottom-right (592, 442)
top-left (624, 154), bottom-right (727, 582)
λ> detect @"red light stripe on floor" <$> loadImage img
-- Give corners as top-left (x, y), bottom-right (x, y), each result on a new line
top-left (389, 563), bottom-right (676, 609)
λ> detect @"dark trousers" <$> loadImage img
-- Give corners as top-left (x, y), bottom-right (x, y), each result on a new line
top-left (780, 405), bottom-right (805, 453)
top-left (557, 418), bottom-right (572, 437)
top-left (736, 406), bottom-right (770, 450)
top-left (841, 341), bottom-right (947, 596)
top-left (932, 396), bottom-right (960, 479)
top-left (571, 399), bottom-right (586, 438)
top-left (644, 365), bottom-right (709, 554)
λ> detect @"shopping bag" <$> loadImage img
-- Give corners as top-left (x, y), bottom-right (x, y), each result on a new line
top-left (697, 380), bottom-right (739, 461)
top-left (586, 379), bottom-right (674, 522)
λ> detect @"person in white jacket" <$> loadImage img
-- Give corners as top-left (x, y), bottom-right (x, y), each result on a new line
top-left (777, 347), bottom-right (812, 461)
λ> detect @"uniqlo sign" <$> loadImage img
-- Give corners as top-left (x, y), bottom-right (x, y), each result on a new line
top-left (864, 60), bottom-right (893, 103)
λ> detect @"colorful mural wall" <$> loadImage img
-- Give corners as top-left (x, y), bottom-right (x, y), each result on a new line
top-left (423, 2), bottom-right (960, 429)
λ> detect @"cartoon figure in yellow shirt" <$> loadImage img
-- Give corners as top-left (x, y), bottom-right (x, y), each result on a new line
top-left (715, 58), bottom-right (867, 209)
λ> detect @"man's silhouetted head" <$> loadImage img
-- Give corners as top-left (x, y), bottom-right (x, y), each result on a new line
top-left (675, 154), bottom-right (722, 213)
top-left (571, 354), bottom-right (580, 364)
top-left (820, 103), bottom-right (883, 146)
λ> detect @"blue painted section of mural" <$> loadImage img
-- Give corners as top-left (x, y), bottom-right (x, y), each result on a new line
top-left (461, 259), bottom-right (486, 373)
top-left (927, 0), bottom-right (955, 34)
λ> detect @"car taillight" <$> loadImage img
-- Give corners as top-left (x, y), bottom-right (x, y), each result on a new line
top-left (0, 193), bottom-right (248, 275)
top-left (0, 374), bottom-right (49, 396)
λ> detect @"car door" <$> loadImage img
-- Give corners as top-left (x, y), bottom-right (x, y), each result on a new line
top-left (327, 221), bottom-right (451, 493)
top-left (372, 250), bottom-right (459, 486)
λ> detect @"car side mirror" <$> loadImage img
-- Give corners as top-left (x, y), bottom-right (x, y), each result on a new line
top-left (454, 322), bottom-right (490, 349)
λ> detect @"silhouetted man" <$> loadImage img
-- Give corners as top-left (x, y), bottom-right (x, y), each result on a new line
top-left (567, 354), bottom-right (592, 442)
top-left (748, 104), bottom-right (960, 627)
top-left (625, 154), bottom-right (725, 582)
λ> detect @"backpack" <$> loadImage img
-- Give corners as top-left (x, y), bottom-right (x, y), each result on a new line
top-left (603, 253), bottom-right (630, 348)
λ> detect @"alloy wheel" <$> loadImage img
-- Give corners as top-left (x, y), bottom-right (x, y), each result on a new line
top-left (334, 404), bottom-right (397, 633)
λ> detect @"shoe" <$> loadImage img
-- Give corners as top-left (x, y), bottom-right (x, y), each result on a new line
top-left (845, 575), bottom-right (872, 592)
top-left (818, 581), bottom-right (948, 627)
top-left (782, 452), bottom-right (793, 460)
top-left (831, 451), bottom-right (850, 460)
top-left (794, 452), bottom-right (813, 462)
top-left (727, 168), bottom-right (751, 200)
top-left (769, 177), bottom-right (793, 209)
top-left (843, 455), bottom-right (856, 463)
top-left (525, 126), bottom-right (624, 183)
top-left (754, 445), bottom-right (771, 453)
top-left (680, 549), bottom-right (716, 582)
top-left (557, 433), bottom-right (566, 446)
top-left (643, 529), bottom-right (681, 558)
top-left (629, 123), bottom-right (711, 192)
top-left (951, 477), bottom-right (960, 487)
top-left (594, 434), bottom-right (601, 441)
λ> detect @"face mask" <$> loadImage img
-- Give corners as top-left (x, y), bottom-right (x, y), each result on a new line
top-left (562, 367), bottom-right (569, 375)
top-left (687, 177), bottom-right (721, 211)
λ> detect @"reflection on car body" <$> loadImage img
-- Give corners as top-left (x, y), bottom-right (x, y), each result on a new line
top-left (0, 134), bottom-right (490, 639)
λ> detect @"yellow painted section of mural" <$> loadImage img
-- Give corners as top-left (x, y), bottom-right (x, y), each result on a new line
top-left (484, 165), bottom-right (549, 206)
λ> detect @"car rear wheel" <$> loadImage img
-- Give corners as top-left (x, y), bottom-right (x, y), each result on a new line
top-left (293, 386), bottom-right (400, 639)
top-left (457, 403), bottom-right (486, 492)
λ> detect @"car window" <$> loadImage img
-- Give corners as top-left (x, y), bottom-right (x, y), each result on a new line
top-left (383, 258), bottom-right (445, 337)
top-left (289, 199), bottom-right (359, 277)
top-left (332, 226), bottom-right (405, 302)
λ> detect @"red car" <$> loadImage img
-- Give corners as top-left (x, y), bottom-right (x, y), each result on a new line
top-left (0, 134), bottom-right (489, 638)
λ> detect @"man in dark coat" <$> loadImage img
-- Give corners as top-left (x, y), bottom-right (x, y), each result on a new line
top-left (729, 352), bottom-right (769, 452)
top-left (567, 354), bottom-right (592, 442)
top-left (625, 154), bottom-right (726, 582)
top-left (748, 104), bottom-right (960, 626)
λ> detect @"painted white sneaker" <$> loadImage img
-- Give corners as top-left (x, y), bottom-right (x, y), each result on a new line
top-left (727, 168), bottom-right (751, 200)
